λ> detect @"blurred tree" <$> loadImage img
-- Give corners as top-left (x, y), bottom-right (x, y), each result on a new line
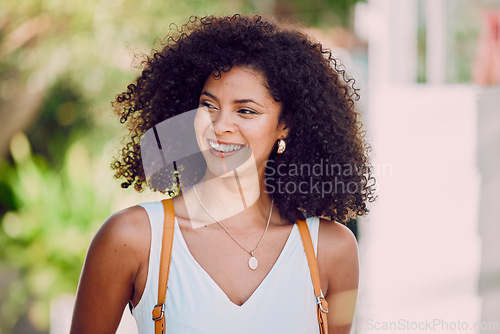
top-left (272, 0), bottom-right (367, 28)
top-left (0, 0), bottom-right (249, 159)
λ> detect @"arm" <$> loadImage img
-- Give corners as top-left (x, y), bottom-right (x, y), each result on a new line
top-left (70, 206), bottom-right (150, 334)
top-left (318, 220), bottom-right (359, 334)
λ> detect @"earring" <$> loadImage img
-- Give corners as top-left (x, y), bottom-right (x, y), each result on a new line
top-left (277, 139), bottom-right (286, 154)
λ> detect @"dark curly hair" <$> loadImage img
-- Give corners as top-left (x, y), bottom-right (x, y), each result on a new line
top-left (112, 14), bottom-right (376, 223)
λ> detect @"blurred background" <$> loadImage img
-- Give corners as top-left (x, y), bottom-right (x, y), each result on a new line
top-left (0, 0), bottom-right (499, 333)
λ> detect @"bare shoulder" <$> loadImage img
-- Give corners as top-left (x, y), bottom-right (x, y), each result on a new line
top-left (317, 218), bottom-right (359, 293)
top-left (317, 219), bottom-right (359, 333)
top-left (70, 205), bottom-right (151, 333)
top-left (88, 204), bottom-right (152, 283)
top-left (317, 218), bottom-right (358, 265)
top-left (95, 205), bottom-right (151, 252)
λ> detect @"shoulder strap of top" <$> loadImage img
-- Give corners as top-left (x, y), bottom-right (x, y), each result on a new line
top-left (152, 199), bottom-right (175, 334)
top-left (297, 219), bottom-right (329, 334)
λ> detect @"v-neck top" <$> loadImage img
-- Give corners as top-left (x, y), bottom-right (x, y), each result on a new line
top-left (132, 201), bottom-right (321, 333)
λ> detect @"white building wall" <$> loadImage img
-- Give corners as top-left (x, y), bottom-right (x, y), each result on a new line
top-left (354, 0), bottom-right (497, 332)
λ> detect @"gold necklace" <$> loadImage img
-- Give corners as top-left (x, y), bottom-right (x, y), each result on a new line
top-left (192, 185), bottom-right (273, 270)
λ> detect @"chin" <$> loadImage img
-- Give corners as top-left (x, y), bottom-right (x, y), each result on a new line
top-left (202, 147), bottom-right (259, 180)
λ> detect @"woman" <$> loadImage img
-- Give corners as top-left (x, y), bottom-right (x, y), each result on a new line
top-left (70, 14), bottom-right (375, 334)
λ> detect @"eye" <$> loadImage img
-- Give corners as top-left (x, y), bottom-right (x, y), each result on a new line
top-left (200, 101), bottom-right (217, 110)
top-left (237, 108), bottom-right (258, 115)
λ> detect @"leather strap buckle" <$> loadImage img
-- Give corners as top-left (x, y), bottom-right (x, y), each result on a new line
top-left (316, 295), bottom-right (329, 314)
top-left (152, 303), bottom-right (165, 321)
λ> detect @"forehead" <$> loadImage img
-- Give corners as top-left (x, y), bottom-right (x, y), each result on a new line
top-left (202, 66), bottom-right (271, 98)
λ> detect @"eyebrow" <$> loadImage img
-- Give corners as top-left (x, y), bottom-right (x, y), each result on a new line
top-left (200, 91), bottom-right (264, 107)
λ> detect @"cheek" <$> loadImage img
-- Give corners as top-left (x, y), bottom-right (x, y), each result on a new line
top-left (244, 125), bottom-right (279, 152)
top-left (194, 109), bottom-right (213, 146)
top-left (194, 108), bottom-right (211, 130)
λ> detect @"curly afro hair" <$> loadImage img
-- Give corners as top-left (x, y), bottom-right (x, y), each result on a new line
top-left (112, 14), bottom-right (376, 223)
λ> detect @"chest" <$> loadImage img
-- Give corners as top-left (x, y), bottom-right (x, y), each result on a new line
top-left (159, 220), bottom-right (321, 334)
top-left (178, 220), bottom-right (294, 306)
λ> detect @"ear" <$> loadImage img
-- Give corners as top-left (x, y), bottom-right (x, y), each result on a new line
top-left (278, 123), bottom-right (289, 140)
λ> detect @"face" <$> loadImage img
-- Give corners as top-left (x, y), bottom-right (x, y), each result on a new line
top-left (194, 66), bottom-right (287, 181)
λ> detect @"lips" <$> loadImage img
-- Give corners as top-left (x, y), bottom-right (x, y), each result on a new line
top-left (207, 139), bottom-right (245, 156)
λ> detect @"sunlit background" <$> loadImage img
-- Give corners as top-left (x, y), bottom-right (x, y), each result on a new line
top-left (1, 0), bottom-right (499, 333)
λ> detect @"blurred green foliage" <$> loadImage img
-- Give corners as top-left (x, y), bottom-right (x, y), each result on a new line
top-left (277, 0), bottom-right (366, 27)
top-left (0, 0), bottom-right (364, 332)
top-left (0, 133), bottom-right (117, 332)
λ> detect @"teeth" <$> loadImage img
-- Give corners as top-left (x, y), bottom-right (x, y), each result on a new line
top-left (209, 141), bottom-right (242, 153)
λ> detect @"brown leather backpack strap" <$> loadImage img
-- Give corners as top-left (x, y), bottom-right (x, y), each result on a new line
top-left (297, 219), bottom-right (329, 334)
top-left (152, 199), bottom-right (175, 334)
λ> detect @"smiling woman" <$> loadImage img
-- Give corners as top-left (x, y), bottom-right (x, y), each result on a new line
top-left (196, 67), bottom-right (286, 180)
top-left (70, 14), bottom-right (375, 334)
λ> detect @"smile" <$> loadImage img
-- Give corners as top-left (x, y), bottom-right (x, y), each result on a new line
top-left (207, 139), bottom-right (245, 154)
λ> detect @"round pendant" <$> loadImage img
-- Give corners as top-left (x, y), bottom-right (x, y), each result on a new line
top-left (248, 256), bottom-right (258, 270)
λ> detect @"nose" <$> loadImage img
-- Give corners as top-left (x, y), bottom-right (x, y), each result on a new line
top-left (211, 109), bottom-right (236, 135)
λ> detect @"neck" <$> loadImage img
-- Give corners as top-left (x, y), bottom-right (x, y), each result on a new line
top-left (182, 169), bottom-right (274, 230)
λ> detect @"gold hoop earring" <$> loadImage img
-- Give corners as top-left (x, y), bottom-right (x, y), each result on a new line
top-left (277, 139), bottom-right (286, 154)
